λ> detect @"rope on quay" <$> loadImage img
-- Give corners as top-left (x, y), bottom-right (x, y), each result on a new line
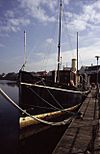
top-left (0, 87), bottom-right (74, 126)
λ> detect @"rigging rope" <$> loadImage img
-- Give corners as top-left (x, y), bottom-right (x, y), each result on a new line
top-left (30, 74), bottom-right (64, 110)
top-left (0, 87), bottom-right (74, 126)
top-left (22, 83), bottom-right (82, 116)
top-left (40, 79), bottom-right (64, 109)
top-left (28, 87), bottom-right (62, 111)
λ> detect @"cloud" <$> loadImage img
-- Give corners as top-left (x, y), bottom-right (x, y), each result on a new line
top-left (59, 39), bottom-right (100, 69)
top-left (5, 10), bottom-right (15, 18)
top-left (0, 33), bottom-right (9, 37)
top-left (0, 43), bottom-right (5, 47)
top-left (64, 0), bottom-right (70, 5)
top-left (0, 18), bottom-right (30, 32)
top-left (43, 0), bottom-right (57, 11)
top-left (46, 38), bottom-right (53, 44)
top-left (0, 9), bottom-right (30, 32)
top-left (26, 51), bottom-right (57, 72)
top-left (0, 0), bottom-right (72, 33)
top-left (63, 0), bottom-right (100, 32)
top-left (9, 18), bottom-right (30, 30)
top-left (83, 3), bottom-right (100, 25)
top-left (18, 0), bottom-right (57, 23)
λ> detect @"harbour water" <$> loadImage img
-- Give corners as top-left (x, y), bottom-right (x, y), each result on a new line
top-left (0, 80), bottom-right (19, 154)
top-left (0, 80), bottom-right (68, 154)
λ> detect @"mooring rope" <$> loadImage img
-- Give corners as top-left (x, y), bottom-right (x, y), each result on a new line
top-left (0, 87), bottom-right (73, 126)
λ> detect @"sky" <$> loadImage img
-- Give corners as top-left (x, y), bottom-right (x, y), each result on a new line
top-left (0, 0), bottom-right (100, 74)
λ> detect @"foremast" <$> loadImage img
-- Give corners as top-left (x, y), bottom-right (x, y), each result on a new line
top-left (24, 30), bottom-right (26, 69)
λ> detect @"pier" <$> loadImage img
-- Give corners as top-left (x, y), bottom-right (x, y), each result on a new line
top-left (53, 88), bottom-right (100, 154)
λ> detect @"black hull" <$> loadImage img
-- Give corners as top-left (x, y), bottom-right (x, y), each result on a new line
top-left (19, 71), bottom-right (87, 115)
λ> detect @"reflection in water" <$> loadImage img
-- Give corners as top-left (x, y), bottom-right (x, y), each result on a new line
top-left (0, 80), bottom-right (19, 154)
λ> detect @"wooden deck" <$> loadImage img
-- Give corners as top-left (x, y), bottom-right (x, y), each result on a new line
top-left (53, 89), bottom-right (100, 154)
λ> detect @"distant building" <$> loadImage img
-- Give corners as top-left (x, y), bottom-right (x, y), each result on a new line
top-left (0, 72), bottom-right (18, 81)
top-left (79, 65), bottom-right (100, 84)
top-left (37, 71), bottom-right (47, 77)
top-left (46, 69), bottom-right (76, 87)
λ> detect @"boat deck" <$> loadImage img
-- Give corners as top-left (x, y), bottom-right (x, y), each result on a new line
top-left (52, 88), bottom-right (100, 154)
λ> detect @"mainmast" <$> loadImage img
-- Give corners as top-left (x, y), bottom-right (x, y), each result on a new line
top-left (56, 0), bottom-right (62, 83)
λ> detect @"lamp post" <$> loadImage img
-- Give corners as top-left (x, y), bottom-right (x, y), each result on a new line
top-left (95, 56), bottom-right (100, 97)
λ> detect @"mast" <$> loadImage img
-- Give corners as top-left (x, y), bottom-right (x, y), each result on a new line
top-left (77, 32), bottom-right (78, 72)
top-left (24, 30), bottom-right (26, 69)
top-left (56, 0), bottom-right (62, 83)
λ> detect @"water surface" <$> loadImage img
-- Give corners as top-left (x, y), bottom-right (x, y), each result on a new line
top-left (0, 80), bottom-right (69, 154)
top-left (0, 80), bottom-right (19, 154)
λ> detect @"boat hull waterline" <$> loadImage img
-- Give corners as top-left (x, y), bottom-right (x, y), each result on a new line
top-left (19, 81), bottom-right (88, 116)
